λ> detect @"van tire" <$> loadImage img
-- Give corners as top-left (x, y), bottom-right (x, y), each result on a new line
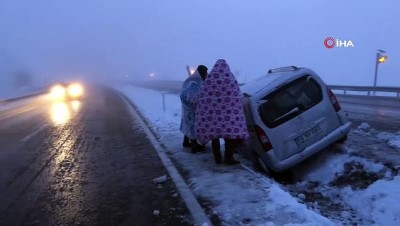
top-left (252, 151), bottom-right (273, 177)
top-left (255, 156), bottom-right (272, 176)
top-left (253, 152), bottom-right (295, 183)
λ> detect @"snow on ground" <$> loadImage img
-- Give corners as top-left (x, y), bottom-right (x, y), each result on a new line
top-left (114, 83), bottom-right (400, 226)
top-left (341, 176), bottom-right (400, 226)
top-left (290, 144), bottom-right (398, 225)
top-left (376, 131), bottom-right (400, 149)
top-left (116, 84), bottom-right (333, 225)
top-left (301, 153), bottom-right (385, 185)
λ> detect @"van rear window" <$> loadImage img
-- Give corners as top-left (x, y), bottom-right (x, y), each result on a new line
top-left (258, 75), bottom-right (323, 128)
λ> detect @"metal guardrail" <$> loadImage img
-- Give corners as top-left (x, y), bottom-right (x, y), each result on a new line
top-left (0, 85), bottom-right (51, 106)
top-left (138, 80), bottom-right (400, 98)
top-left (6, 91), bottom-right (47, 102)
top-left (0, 91), bottom-right (47, 106)
top-left (328, 85), bottom-right (400, 98)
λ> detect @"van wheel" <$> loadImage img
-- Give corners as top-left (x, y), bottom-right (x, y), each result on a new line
top-left (253, 152), bottom-right (294, 183)
top-left (252, 152), bottom-right (273, 177)
top-left (255, 156), bottom-right (271, 176)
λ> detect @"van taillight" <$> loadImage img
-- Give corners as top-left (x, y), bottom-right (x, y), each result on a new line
top-left (328, 88), bottom-right (341, 112)
top-left (255, 125), bottom-right (272, 152)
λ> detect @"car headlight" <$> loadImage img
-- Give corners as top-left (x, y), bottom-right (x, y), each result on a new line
top-left (67, 83), bottom-right (84, 98)
top-left (50, 85), bottom-right (66, 100)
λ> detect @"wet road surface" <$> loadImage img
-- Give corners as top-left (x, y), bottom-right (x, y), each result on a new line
top-left (0, 85), bottom-right (192, 225)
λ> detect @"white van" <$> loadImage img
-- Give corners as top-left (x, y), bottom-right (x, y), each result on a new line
top-left (240, 66), bottom-right (351, 176)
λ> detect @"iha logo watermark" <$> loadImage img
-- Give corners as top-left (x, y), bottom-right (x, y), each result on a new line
top-left (324, 37), bottom-right (354, 49)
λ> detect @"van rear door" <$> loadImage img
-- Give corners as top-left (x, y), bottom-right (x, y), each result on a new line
top-left (257, 75), bottom-right (342, 161)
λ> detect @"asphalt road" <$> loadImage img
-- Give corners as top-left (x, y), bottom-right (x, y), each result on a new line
top-left (337, 94), bottom-right (400, 131)
top-left (0, 85), bottom-right (192, 225)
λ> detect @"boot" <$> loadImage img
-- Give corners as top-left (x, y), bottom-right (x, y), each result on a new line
top-left (182, 136), bottom-right (191, 147)
top-left (224, 139), bottom-right (239, 165)
top-left (190, 139), bottom-right (202, 153)
top-left (212, 139), bottom-right (222, 164)
top-left (198, 144), bottom-right (206, 151)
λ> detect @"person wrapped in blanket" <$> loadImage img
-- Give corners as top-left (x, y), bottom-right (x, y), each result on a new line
top-left (195, 59), bottom-right (248, 164)
top-left (180, 65), bottom-right (208, 153)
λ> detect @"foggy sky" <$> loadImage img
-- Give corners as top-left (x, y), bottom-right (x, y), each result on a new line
top-left (0, 0), bottom-right (399, 86)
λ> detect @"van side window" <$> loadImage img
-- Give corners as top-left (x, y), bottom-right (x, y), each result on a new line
top-left (258, 75), bottom-right (323, 128)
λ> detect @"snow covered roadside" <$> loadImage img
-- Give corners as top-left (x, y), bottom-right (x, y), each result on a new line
top-left (377, 131), bottom-right (400, 149)
top-left (114, 83), bottom-right (400, 226)
top-left (114, 84), bottom-right (333, 225)
top-left (290, 146), bottom-right (400, 225)
top-left (341, 176), bottom-right (400, 226)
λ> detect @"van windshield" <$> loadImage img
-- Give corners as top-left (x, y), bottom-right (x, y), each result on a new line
top-left (258, 75), bottom-right (323, 128)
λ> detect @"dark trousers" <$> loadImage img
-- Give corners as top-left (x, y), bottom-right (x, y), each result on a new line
top-left (211, 138), bottom-right (237, 164)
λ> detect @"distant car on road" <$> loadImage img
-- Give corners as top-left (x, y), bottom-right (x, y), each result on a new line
top-left (240, 66), bottom-right (351, 177)
top-left (50, 82), bottom-right (84, 101)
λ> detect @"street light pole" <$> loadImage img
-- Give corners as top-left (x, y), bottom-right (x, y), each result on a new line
top-left (373, 49), bottom-right (387, 96)
top-left (373, 52), bottom-right (379, 88)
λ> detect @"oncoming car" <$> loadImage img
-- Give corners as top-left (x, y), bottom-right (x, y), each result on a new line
top-left (50, 82), bottom-right (84, 101)
top-left (240, 66), bottom-right (351, 177)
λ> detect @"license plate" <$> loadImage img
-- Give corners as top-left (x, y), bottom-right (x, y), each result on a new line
top-left (295, 125), bottom-right (322, 146)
